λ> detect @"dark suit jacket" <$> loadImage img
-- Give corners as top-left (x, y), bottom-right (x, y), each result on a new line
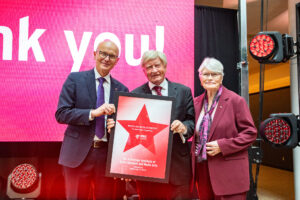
top-left (132, 80), bottom-right (195, 185)
top-left (191, 86), bottom-right (257, 195)
top-left (55, 69), bottom-right (129, 168)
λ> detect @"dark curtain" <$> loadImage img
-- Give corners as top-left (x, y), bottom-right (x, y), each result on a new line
top-left (194, 6), bottom-right (239, 97)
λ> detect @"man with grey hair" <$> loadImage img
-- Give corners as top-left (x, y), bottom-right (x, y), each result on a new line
top-left (132, 50), bottom-right (195, 199)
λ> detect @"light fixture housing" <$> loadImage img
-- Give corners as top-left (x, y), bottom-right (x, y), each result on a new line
top-left (259, 113), bottom-right (299, 148)
top-left (6, 163), bottom-right (41, 199)
top-left (249, 34), bottom-right (275, 60)
top-left (249, 31), bottom-right (288, 64)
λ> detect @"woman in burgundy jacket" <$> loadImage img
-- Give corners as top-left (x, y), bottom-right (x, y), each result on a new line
top-left (191, 57), bottom-right (257, 200)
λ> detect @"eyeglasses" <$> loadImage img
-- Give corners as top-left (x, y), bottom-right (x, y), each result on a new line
top-left (200, 72), bottom-right (222, 78)
top-left (98, 51), bottom-right (118, 60)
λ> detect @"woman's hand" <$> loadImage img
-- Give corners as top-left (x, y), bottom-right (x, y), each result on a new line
top-left (206, 140), bottom-right (221, 156)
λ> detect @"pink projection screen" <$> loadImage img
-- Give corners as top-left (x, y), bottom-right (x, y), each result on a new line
top-left (0, 0), bottom-right (194, 141)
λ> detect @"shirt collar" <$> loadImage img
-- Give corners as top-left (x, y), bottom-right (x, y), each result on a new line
top-left (94, 67), bottom-right (111, 84)
top-left (148, 78), bottom-right (167, 90)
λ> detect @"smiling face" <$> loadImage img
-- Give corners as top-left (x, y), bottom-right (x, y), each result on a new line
top-left (143, 57), bottom-right (167, 85)
top-left (199, 67), bottom-right (223, 92)
top-left (94, 41), bottom-right (119, 77)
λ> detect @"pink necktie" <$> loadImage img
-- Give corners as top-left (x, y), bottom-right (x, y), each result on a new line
top-left (153, 86), bottom-right (162, 96)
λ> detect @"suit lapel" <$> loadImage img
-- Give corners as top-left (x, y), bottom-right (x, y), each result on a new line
top-left (142, 83), bottom-right (152, 94)
top-left (208, 87), bottom-right (230, 141)
top-left (109, 76), bottom-right (125, 103)
top-left (168, 81), bottom-right (178, 98)
top-left (86, 69), bottom-right (97, 108)
top-left (167, 81), bottom-right (178, 122)
top-left (109, 77), bottom-right (116, 103)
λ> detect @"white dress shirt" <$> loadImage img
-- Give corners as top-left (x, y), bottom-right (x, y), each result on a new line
top-left (91, 67), bottom-right (111, 142)
top-left (148, 79), bottom-right (168, 96)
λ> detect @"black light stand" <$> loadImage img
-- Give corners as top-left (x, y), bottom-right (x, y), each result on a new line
top-left (246, 0), bottom-right (266, 199)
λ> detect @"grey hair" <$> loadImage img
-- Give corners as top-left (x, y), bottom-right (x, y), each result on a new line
top-left (198, 57), bottom-right (224, 76)
top-left (141, 50), bottom-right (167, 67)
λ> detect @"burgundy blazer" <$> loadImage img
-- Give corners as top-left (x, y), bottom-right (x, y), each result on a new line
top-left (191, 86), bottom-right (257, 196)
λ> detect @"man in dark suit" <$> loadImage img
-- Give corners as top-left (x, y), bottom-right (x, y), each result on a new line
top-left (132, 50), bottom-right (195, 199)
top-left (55, 40), bottom-right (128, 200)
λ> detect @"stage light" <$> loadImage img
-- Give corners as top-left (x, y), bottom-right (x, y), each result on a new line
top-left (249, 34), bottom-right (275, 59)
top-left (249, 31), bottom-right (295, 64)
top-left (259, 113), bottom-right (299, 148)
top-left (6, 163), bottom-right (41, 199)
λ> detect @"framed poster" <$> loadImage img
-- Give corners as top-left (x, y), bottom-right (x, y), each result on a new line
top-left (106, 92), bottom-right (175, 183)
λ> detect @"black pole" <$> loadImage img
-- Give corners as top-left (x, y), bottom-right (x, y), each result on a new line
top-left (247, 1), bottom-right (265, 200)
top-left (256, 0), bottom-right (265, 197)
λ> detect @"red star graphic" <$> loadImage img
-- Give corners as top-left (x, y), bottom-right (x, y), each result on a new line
top-left (117, 104), bottom-right (169, 154)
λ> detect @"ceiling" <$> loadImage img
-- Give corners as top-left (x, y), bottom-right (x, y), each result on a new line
top-left (195, 0), bottom-right (288, 35)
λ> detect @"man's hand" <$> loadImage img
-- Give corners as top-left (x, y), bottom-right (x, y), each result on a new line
top-left (91, 103), bottom-right (115, 118)
top-left (206, 140), bottom-right (221, 156)
top-left (170, 120), bottom-right (187, 134)
top-left (107, 118), bottom-right (115, 134)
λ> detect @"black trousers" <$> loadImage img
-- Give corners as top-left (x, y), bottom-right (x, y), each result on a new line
top-left (136, 180), bottom-right (191, 200)
top-left (63, 144), bottom-right (125, 200)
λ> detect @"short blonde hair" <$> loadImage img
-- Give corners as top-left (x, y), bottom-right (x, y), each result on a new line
top-left (198, 57), bottom-right (224, 76)
top-left (141, 50), bottom-right (167, 67)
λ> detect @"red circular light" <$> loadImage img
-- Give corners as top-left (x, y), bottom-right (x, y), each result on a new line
top-left (263, 118), bottom-right (291, 144)
top-left (10, 163), bottom-right (38, 193)
top-left (249, 34), bottom-right (275, 59)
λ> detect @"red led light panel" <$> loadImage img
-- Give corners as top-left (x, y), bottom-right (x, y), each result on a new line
top-left (250, 34), bottom-right (275, 58)
top-left (10, 164), bottom-right (38, 193)
top-left (264, 118), bottom-right (291, 144)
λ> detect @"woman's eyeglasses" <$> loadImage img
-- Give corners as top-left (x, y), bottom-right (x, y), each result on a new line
top-left (200, 73), bottom-right (221, 78)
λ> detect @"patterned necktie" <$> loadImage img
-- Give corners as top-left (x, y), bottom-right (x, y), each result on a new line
top-left (153, 86), bottom-right (162, 96)
top-left (95, 77), bottom-right (105, 138)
